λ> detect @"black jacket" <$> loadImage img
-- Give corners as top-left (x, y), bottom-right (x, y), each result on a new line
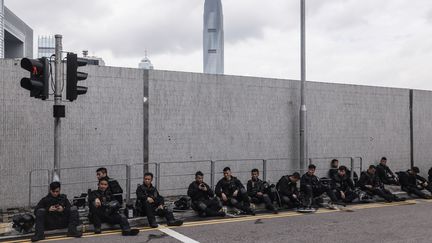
top-left (106, 176), bottom-right (123, 195)
top-left (276, 175), bottom-right (299, 197)
top-left (398, 170), bottom-right (427, 189)
top-left (187, 181), bottom-right (214, 202)
top-left (247, 178), bottom-right (266, 197)
top-left (358, 171), bottom-right (383, 190)
top-left (376, 164), bottom-right (396, 182)
top-left (215, 176), bottom-right (244, 197)
top-left (88, 189), bottom-right (113, 205)
top-left (332, 173), bottom-right (355, 192)
top-left (300, 173), bottom-right (321, 190)
top-left (34, 194), bottom-right (71, 215)
top-left (136, 184), bottom-right (164, 207)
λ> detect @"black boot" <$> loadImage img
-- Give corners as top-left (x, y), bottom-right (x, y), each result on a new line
top-left (31, 234), bottom-right (45, 242)
top-left (122, 228), bottom-right (140, 236)
top-left (67, 226), bottom-right (82, 238)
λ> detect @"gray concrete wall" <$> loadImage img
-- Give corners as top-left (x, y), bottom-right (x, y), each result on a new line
top-left (1, 61), bottom-right (432, 208)
top-left (0, 59), bottom-right (144, 208)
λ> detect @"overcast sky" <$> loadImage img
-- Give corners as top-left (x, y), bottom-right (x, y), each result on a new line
top-left (5, 0), bottom-right (432, 90)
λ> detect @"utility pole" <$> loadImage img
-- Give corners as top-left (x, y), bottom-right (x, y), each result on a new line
top-left (299, 0), bottom-right (308, 172)
top-left (53, 34), bottom-right (63, 182)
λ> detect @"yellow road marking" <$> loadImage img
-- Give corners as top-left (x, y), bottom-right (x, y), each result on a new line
top-left (1, 200), bottom-right (421, 243)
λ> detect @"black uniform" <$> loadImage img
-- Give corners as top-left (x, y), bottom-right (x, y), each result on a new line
top-left (398, 170), bottom-right (431, 199)
top-left (300, 173), bottom-right (338, 207)
top-left (88, 189), bottom-right (131, 231)
top-left (376, 164), bottom-right (399, 185)
top-left (136, 184), bottom-right (182, 225)
top-left (331, 173), bottom-right (356, 203)
top-left (106, 176), bottom-right (123, 204)
top-left (329, 168), bottom-right (359, 184)
top-left (276, 175), bottom-right (300, 208)
top-left (358, 171), bottom-right (399, 202)
top-left (187, 181), bottom-right (223, 217)
top-left (33, 194), bottom-right (80, 236)
top-left (215, 176), bottom-right (253, 214)
top-left (247, 178), bottom-right (275, 211)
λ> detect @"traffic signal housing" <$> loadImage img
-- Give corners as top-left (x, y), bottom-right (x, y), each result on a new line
top-left (66, 53), bottom-right (88, 101)
top-left (20, 57), bottom-right (50, 100)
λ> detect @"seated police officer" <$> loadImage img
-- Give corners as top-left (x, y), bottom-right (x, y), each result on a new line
top-left (247, 168), bottom-right (277, 213)
top-left (96, 167), bottom-right (123, 204)
top-left (276, 172), bottom-right (301, 208)
top-left (331, 166), bottom-right (356, 203)
top-left (328, 159), bottom-right (358, 183)
top-left (187, 171), bottom-right (225, 217)
top-left (300, 164), bottom-right (339, 208)
top-left (358, 165), bottom-right (403, 202)
top-left (89, 178), bottom-right (139, 236)
top-left (136, 172), bottom-right (183, 228)
top-left (376, 157), bottom-right (399, 185)
top-left (215, 167), bottom-right (255, 215)
top-left (32, 182), bottom-right (82, 242)
top-left (398, 167), bottom-right (432, 199)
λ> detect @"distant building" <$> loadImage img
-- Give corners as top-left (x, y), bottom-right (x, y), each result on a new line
top-left (0, 1), bottom-right (33, 58)
top-left (37, 35), bottom-right (55, 58)
top-left (82, 50), bottom-right (105, 66)
top-left (138, 52), bottom-right (154, 70)
top-left (203, 0), bottom-right (224, 74)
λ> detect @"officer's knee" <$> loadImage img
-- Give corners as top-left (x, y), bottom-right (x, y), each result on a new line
top-left (35, 208), bottom-right (47, 216)
top-left (198, 202), bottom-right (207, 211)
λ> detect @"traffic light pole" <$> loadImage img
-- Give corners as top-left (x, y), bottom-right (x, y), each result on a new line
top-left (53, 34), bottom-right (63, 182)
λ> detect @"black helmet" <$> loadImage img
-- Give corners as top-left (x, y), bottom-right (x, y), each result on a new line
top-left (12, 214), bottom-right (35, 233)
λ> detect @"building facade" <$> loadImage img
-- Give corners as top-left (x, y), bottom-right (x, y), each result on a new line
top-left (0, 2), bottom-right (33, 58)
top-left (37, 35), bottom-right (55, 58)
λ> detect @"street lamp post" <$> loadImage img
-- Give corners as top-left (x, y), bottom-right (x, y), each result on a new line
top-left (299, 0), bottom-right (308, 172)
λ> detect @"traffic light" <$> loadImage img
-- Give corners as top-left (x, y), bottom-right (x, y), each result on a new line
top-left (66, 53), bottom-right (88, 101)
top-left (20, 57), bottom-right (50, 100)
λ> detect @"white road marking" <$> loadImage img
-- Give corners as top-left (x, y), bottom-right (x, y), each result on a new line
top-left (159, 227), bottom-right (200, 243)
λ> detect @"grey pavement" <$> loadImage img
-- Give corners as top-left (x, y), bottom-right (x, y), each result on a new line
top-left (11, 199), bottom-right (432, 243)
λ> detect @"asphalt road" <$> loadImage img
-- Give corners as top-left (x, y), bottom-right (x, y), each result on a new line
top-left (7, 199), bottom-right (432, 243)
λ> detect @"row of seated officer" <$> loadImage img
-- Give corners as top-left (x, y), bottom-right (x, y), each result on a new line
top-left (32, 160), bottom-right (432, 241)
top-left (31, 168), bottom-right (183, 242)
top-left (187, 161), bottom-right (429, 216)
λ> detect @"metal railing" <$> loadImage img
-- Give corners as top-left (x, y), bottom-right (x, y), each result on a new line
top-left (27, 156), bottom-right (364, 207)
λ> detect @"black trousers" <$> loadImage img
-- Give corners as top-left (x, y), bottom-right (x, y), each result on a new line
top-left (335, 190), bottom-right (357, 203)
top-left (137, 200), bottom-right (176, 224)
top-left (279, 194), bottom-right (301, 208)
top-left (192, 198), bottom-right (222, 216)
top-left (365, 188), bottom-right (397, 202)
top-left (90, 206), bottom-right (130, 231)
top-left (402, 186), bottom-right (428, 199)
top-left (221, 188), bottom-right (251, 212)
top-left (34, 207), bottom-right (79, 235)
top-left (301, 185), bottom-right (338, 207)
top-left (250, 193), bottom-right (275, 210)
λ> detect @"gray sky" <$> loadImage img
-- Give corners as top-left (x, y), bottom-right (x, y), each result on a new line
top-left (6, 0), bottom-right (432, 90)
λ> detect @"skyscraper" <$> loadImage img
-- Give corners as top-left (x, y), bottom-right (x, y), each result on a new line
top-left (203, 0), bottom-right (224, 74)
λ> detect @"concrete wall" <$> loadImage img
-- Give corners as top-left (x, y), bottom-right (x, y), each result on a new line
top-left (1, 61), bottom-right (432, 208)
top-left (0, 59), bottom-right (144, 208)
